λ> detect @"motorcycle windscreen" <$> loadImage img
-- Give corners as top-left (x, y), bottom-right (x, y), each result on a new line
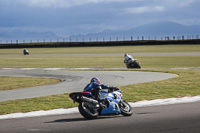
top-left (100, 90), bottom-right (108, 99)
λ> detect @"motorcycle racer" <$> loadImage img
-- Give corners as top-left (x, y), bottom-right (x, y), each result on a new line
top-left (83, 77), bottom-right (109, 101)
top-left (124, 53), bottom-right (134, 64)
top-left (83, 77), bottom-right (118, 101)
top-left (70, 77), bottom-right (133, 119)
top-left (124, 53), bottom-right (141, 68)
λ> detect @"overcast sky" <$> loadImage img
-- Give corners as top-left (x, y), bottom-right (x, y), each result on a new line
top-left (0, 0), bottom-right (200, 37)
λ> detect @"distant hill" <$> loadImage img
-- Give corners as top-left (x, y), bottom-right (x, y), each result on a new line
top-left (0, 29), bottom-right (58, 41)
top-left (1, 21), bottom-right (199, 42)
top-left (69, 21), bottom-right (200, 41)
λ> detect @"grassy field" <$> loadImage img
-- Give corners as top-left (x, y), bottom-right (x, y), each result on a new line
top-left (0, 45), bottom-right (200, 55)
top-left (0, 56), bottom-right (199, 68)
top-left (0, 44), bottom-right (199, 115)
top-left (0, 77), bottom-right (60, 91)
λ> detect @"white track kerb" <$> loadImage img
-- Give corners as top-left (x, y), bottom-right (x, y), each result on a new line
top-left (0, 96), bottom-right (200, 120)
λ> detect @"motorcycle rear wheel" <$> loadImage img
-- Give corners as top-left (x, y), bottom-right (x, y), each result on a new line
top-left (78, 102), bottom-right (99, 120)
top-left (119, 100), bottom-right (133, 116)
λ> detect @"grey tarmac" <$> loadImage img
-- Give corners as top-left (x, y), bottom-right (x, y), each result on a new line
top-left (0, 102), bottom-right (200, 133)
top-left (0, 69), bottom-right (176, 102)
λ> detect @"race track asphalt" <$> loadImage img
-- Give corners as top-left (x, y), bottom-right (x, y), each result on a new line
top-left (0, 102), bottom-right (200, 133)
top-left (0, 69), bottom-right (176, 102)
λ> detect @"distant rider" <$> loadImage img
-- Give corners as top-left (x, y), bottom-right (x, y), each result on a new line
top-left (124, 53), bottom-right (134, 64)
top-left (23, 48), bottom-right (29, 55)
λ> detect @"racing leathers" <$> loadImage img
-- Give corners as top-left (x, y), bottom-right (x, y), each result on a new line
top-left (83, 82), bottom-right (109, 101)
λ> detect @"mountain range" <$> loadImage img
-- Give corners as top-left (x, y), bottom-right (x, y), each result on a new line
top-left (69, 21), bottom-right (200, 41)
top-left (0, 21), bottom-right (200, 42)
top-left (0, 29), bottom-right (58, 41)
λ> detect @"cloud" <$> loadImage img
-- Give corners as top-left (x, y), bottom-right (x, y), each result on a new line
top-left (1, 0), bottom-right (199, 38)
top-left (154, 0), bottom-right (198, 7)
top-left (18, 0), bottom-right (140, 8)
top-left (125, 6), bottom-right (165, 14)
top-left (180, 0), bottom-right (196, 7)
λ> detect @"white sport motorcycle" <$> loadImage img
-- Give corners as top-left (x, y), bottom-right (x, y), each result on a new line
top-left (124, 53), bottom-right (141, 68)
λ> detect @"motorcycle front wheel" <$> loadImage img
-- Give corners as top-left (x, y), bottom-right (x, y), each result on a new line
top-left (78, 102), bottom-right (99, 120)
top-left (133, 62), bottom-right (141, 68)
top-left (119, 100), bottom-right (133, 116)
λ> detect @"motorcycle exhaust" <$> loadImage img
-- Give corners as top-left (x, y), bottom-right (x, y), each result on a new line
top-left (82, 96), bottom-right (99, 105)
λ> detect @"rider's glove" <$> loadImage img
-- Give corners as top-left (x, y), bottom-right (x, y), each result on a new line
top-left (108, 87), bottom-right (119, 93)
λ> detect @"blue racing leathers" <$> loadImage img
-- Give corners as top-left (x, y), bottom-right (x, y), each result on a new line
top-left (83, 82), bottom-right (109, 100)
top-left (83, 82), bottom-right (109, 92)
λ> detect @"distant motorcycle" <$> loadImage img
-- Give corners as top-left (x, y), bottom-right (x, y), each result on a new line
top-left (23, 49), bottom-right (29, 55)
top-left (69, 87), bottom-right (133, 120)
top-left (124, 53), bottom-right (141, 68)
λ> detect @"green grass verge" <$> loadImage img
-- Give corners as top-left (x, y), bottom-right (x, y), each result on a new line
top-left (0, 69), bottom-right (200, 115)
top-left (0, 56), bottom-right (200, 68)
top-left (0, 77), bottom-right (60, 91)
top-left (121, 69), bottom-right (200, 102)
top-left (0, 45), bottom-right (200, 55)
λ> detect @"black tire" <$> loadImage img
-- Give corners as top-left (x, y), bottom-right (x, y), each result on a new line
top-left (133, 62), bottom-right (141, 68)
top-left (126, 64), bottom-right (131, 68)
top-left (119, 100), bottom-right (133, 116)
top-left (78, 102), bottom-right (99, 120)
top-left (23, 52), bottom-right (29, 55)
top-left (126, 62), bottom-right (141, 69)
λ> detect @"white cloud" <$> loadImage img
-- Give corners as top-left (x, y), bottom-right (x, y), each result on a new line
top-left (180, 0), bottom-right (196, 7)
top-left (19, 0), bottom-right (78, 8)
top-left (154, 0), bottom-right (198, 7)
top-left (18, 0), bottom-right (141, 8)
top-left (125, 6), bottom-right (164, 14)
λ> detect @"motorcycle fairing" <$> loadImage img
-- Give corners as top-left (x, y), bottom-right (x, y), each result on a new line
top-left (100, 90), bottom-right (109, 99)
top-left (105, 90), bottom-right (122, 104)
top-left (100, 90), bottom-right (122, 115)
top-left (101, 101), bottom-right (121, 115)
